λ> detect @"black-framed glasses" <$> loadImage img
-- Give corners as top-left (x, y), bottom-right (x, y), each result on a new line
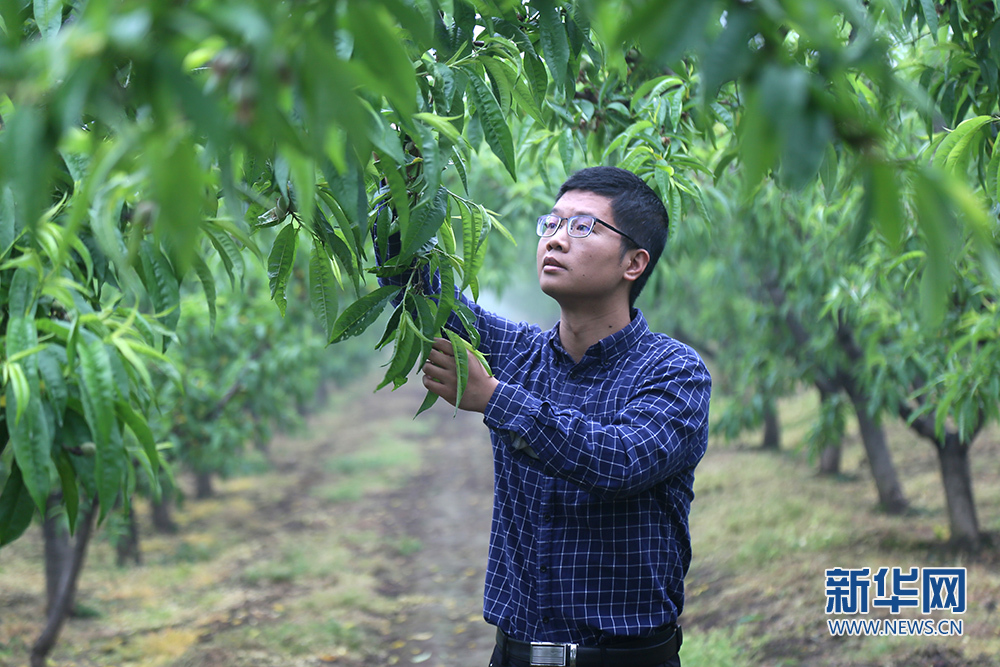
top-left (536, 214), bottom-right (642, 249)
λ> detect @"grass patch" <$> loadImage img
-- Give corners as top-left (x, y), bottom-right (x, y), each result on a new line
top-left (680, 627), bottom-right (755, 667)
top-left (243, 615), bottom-right (364, 656)
top-left (685, 388), bottom-right (1000, 666)
top-left (317, 421), bottom-right (422, 502)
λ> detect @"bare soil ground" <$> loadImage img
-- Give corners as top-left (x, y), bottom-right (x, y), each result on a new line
top-left (0, 379), bottom-right (498, 667)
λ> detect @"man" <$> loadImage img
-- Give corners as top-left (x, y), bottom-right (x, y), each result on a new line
top-left (399, 166), bottom-right (711, 667)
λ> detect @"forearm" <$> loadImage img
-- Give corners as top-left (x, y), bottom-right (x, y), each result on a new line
top-left (483, 377), bottom-right (710, 498)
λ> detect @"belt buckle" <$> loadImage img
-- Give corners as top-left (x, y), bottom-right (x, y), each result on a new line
top-left (529, 642), bottom-right (577, 667)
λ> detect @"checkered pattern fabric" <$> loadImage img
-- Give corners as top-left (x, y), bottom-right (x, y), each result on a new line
top-left (373, 217), bottom-right (711, 646)
top-left (458, 297), bottom-right (711, 646)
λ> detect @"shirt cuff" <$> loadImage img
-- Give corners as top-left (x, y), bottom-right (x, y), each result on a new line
top-left (483, 381), bottom-right (542, 444)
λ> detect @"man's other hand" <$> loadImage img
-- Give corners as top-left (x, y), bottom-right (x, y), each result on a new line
top-left (422, 337), bottom-right (499, 413)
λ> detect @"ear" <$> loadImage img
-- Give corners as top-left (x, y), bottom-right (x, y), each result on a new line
top-left (622, 248), bottom-right (650, 283)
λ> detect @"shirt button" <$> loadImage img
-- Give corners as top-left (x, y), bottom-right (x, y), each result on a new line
top-left (542, 513), bottom-right (552, 522)
top-left (542, 616), bottom-right (551, 624)
top-left (540, 565), bottom-right (548, 573)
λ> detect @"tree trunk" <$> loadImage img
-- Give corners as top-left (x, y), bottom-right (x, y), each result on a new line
top-left (195, 470), bottom-right (214, 499)
top-left (760, 399), bottom-right (781, 450)
top-left (42, 494), bottom-right (71, 615)
top-left (936, 442), bottom-right (981, 550)
top-left (115, 504), bottom-right (142, 567)
top-left (151, 495), bottom-right (178, 534)
top-left (816, 385), bottom-right (841, 475)
top-left (818, 442), bottom-right (842, 475)
top-left (849, 396), bottom-right (908, 514)
top-left (31, 497), bottom-right (98, 667)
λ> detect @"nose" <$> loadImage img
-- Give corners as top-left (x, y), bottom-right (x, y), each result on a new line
top-left (545, 222), bottom-right (570, 251)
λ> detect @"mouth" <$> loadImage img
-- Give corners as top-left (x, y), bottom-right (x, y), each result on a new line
top-left (542, 256), bottom-right (566, 271)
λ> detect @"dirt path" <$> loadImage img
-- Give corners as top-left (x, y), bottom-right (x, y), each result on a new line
top-left (358, 382), bottom-right (497, 667)
top-left (0, 377), bottom-right (499, 667)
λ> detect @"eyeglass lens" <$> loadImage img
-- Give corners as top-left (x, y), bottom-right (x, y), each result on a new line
top-left (537, 215), bottom-right (596, 237)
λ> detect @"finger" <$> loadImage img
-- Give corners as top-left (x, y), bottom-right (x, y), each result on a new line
top-left (425, 347), bottom-right (456, 369)
top-left (422, 360), bottom-right (446, 381)
top-left (431, 337), bottom-right (454, 355)
top-left (422, 369), bottom-right (454, 401)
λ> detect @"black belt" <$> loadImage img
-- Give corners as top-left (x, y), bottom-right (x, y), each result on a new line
top-left (495, 625), bottom-right (681, 667)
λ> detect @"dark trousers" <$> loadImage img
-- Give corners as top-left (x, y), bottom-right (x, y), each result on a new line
top-left (488, 644), bottom-right (682, 667)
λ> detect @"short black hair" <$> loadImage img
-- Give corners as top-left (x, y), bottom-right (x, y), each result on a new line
top-left (556, 166), bottom-right (669, 307)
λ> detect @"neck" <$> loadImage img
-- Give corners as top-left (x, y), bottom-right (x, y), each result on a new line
top-left (557, 299), bottom-right (633, 363)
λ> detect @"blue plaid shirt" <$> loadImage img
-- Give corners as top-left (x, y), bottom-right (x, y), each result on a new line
top-left (372, 218), bottom-right (710, 646)
top-left (458, 296), bottom-right (711, 646)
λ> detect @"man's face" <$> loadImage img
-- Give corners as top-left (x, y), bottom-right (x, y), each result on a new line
top-left (536, 190), bottom-right (633, 307)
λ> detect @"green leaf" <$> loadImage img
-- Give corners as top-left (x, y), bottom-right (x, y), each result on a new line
top-left (414, 389), bottom-right (440, 417)
top-left (33, 0), bottom-right (63, 38)
top-left (286, 151), bottom-right (316, 234)
top-left (0, 463), bottom-right (36, 546)
top-left (444, 329), bottom-right (469, 416)
top-left (378, 315), bottom-right (418, 390)
top-left (559, 127), bottom-right (574, 175)
top-left (376, 302), bottom-right (404, 350)
top-left (410, 293), bottom-right (437, 344)
top-left (322, 157), bottom-right (367, 247)
top-left (204, 224), bottom-right (246, 288)
top-left (330, 285), bottom-right (401, 343)
top-left (109, 336), bottom-right (154, 395)
top-left (467, 74), bottom-right (517, 178)
top-left (919, 0), bottom-right (939, 36)
top-left (1, 186), bottom-right (17, 260)
top-left (483, 55), bottom-right (547, 126)
top-left (268, 223), bottom-right (298, 317)
top-left (37, 346), bottom-right (68, 424)
top-left (699, 5), bottom-right (755, 99)
top-left (536, 0), bottom-right (570, 95)
top-left (54, 449), bottom-right (79, 532)
top-left (413, 112), bottom-right (464, 146)
top-left (367, 106), bottom-right (407, 165)
top-left (138, 242), bottom-right (181, 331)
top-left (458, 199), bottom-right (475, 287)
top-left (148, 133), bottom-right (206, 273)
top-left (5, 106), bottom-right (50, 238)
top-left (192, 254), bottom-right (217, 332)
top-left (115, 400), bottom-right (158, 477)
top-left (346, 2), bottom-right (417, 115)
top-left (616, 0), bottom-right (712, 66)
top-left (864, 159), bottom-right (905, 250)
top-left (309, 244), bottom-right (340, 343)
top-left (7, 386), bottom-right (54, 514)
top-left (433, 265), bottom-right (457, 334)
top-left (463, 203), bottom-right (489, 296)
top-left (415, 122), bottom-right (443, 194)
top-left (932, 115), bottom-right (994, 174)
top-left (315, 205), bottom-right (360, 291)
top-left (6, 334), bottom-right (36, 427)
top-left (522, 51), bottom-right (549, 108)
top-left (380, 160), bottom-right (411, 235)
top-left (987, 136), bottom-right (1000, 204)
top-left (913, 171), bottom-right (954, 328)
top-left (401, 187), bottom-right (449, 261)
top-left (8, 267), bottom-right (38, 318)
top-left (78, 338), bottom-right (116, 457)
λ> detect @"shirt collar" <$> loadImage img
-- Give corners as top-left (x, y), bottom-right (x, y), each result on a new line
top-left (548, 308), bottom-right (649, 366)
